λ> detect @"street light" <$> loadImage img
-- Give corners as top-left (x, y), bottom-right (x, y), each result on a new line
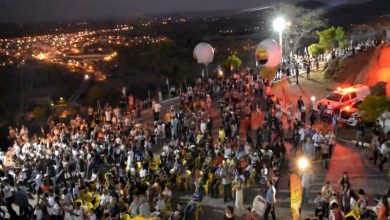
top-left (273, 17), bottom-right (287, 55)
top-left (297, 157), bottom-right (310, 171)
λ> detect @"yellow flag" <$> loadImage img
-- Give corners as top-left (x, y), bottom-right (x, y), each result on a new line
top-left (290, 173), bottom-right (302, 220)
top-left (344, 204), bottom-right (360, 220)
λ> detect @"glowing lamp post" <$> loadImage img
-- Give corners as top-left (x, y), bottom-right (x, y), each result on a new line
top-left (273, 17), bottom-right (287, 56)
top-left (297, 157), bottom-right (310, 171)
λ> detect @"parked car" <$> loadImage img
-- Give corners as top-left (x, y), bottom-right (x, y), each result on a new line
top-left (315, 84), bottom-right (370, 114)
top-left (338, 100), bottom-right (363, 126)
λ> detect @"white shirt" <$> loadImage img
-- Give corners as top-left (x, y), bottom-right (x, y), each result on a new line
top-left (200, 122), bottom-right (207, 134)
top-left (295, 112), bottom-right (301, 122)
top-left (312, 133), bottom-right (324, 147)
top-left (73, 208), bottom-right (84, 220)
top-left (299, 128), bottom-right (306, 141)
top-left (100, 194), bottom-right (110, 207)
top-left (224, 147), bottom-right (232, 159)
top-left (130, 201), bottom-right (140, 216)
top-left (89, 213), bottom-right (97, 220)
top-left (155, 199), bottom-right (165, 211)
top-left (380, 142), bottom-right (390, 156)
top-left (325, 133), bottom-right (334, 145)
top-left (48, 196), bottom-right (56, 207)
top-left (49, 203), bottom-right (60, 216)
top-left (139, 202), bottom-right (151, 217)
top-left (140, 168), bottom-right (147, 178)
top-left (301, 173), bottom-right (312, 188)
top-left (3, 184), bottom-right (14, 199)
top-left (34, 209), bottom-right (43, 220)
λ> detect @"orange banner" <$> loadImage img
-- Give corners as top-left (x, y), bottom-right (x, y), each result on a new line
top-left (290, 173), bottom-right (302, 220)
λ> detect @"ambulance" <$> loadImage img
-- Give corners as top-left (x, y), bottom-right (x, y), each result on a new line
top-left (315, 84), bottom-right (370, 114)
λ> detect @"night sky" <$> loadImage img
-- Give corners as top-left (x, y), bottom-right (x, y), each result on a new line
top-left (0, 0), bottom-right (361, 24)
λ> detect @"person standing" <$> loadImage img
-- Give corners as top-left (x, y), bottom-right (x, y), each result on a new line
top-left (321, 181), bottom-right (333, 218)
top-left (263, 180), bottom-right (276, 220)
top-left (375, 196), bottom-right (389, 220)
top-left (356, 117), bottom-right (365, 148)
top-left (87, 105), bottom-right (94, 121)
top-left (321, 141), bottom-right (329, 169)
top-left (292, 129), bottom-right (300, 153)
top-left (153, 101), bottom-right (162, 122)
top-left (332, 114), bottom-right (338, 137)
top-left (306, 63), bottom-right (311, 79)
top-left (309, 109), bottom-right (316, 127)
top-left (324, 130), bottom-right (335, 159)
top-left (379, 140), bottom-right (390, 171)
top-left (369, 134), bottom-right (380, 165)
top-left (232, 178), bottom-right (245, 217)
top-left (2, 179), bottom-right (17, 218)
top-left (301, 171), bottom-right (312, 206)
top-left (313, 130), bottom-right (324, 160)
top-left (301, 104), bottom-right (307, 124)
top-left (297, 96), bottom-right (304, 111)
top-left (171, 116), bottom-right (178, 140)
top-left (295, 62), bottom-right (300, 84)
top-left (220, 162), bottom-right (233, 202)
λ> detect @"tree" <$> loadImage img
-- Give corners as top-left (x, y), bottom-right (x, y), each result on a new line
top-left (280, 4), bottom-right (326, 55)
top-left (223, 55), bottom-right (242, 71)
top-left (335, 27), bottom-right (348, 49)
top-left (308, 43), bottom-right (325, 56)
top-left (317, 26), bottom-right (347, 51)
top-left (358, 95), bottom-right (390, 123)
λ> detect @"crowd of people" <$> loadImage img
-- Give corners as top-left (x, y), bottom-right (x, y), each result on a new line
top-left (0, 65), bottom-right (389, 220)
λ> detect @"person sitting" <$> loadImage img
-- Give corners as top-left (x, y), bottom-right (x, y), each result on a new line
top-left (244, 207), bottom-right (257, 220)
top-left (169, 203), bottom-right (184, 220)
top-left (329, 203), bottom-right (344, 220)
top-left (183, 187), bottom-right (204, 219)
top-left (224, 206), bottom-right (235, 220)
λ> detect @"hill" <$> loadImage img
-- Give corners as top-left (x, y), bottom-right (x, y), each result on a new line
top-left (324, 43), bottom-right (390, 96)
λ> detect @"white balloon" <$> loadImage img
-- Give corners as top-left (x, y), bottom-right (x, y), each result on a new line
top-left (193, 42), bottom-right (214, 65)
top-left (256, 39), bottom-right (282, 67)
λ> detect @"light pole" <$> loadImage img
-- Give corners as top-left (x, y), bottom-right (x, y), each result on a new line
top-left (273, 17), bottom-right (287, 56)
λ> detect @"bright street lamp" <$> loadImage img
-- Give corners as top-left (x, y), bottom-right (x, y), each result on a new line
top-left (297, 157), bottom-right (310, 171)
top-left (273, 17), bottom-right (287, 55)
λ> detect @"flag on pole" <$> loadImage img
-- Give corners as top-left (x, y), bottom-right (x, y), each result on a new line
top-left (122, 87), bottom-right (126, 97)
top-left (344, 204), bottom-right (360, 219)
top-left (290, 173), bottom-right (302, 220)
top-left (202, 69), bottom-right (204, 78)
